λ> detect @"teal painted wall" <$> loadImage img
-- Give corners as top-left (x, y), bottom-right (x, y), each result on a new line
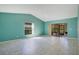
top-left (78, 6), bottom-right (79, 40)
top-left (78, 16), bottom-right (79, 40)
top-left (45, 17), bottom-right (78, 38)
top-left (0, 12), bottom-right (44, 41)
top-left (0, 12), bottom-right (78, 42)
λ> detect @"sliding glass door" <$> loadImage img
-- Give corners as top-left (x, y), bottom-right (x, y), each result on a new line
top-left (49, 23), bottom-right (67, 36)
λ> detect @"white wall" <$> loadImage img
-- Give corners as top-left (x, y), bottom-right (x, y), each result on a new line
top-left (0, 4), bottom-right (78, 21)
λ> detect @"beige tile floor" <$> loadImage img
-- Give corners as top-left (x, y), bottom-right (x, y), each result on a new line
top-left (0, 36), bottom-right (79, 55)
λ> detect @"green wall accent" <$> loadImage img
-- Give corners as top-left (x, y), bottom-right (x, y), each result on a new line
top-left (45, 17), bottom-right (78, 38)
top-left (0, 12), bottom-right (44, 41)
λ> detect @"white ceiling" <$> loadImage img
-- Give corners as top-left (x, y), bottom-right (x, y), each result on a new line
top-left (0, 4), bottom-right (78, 22)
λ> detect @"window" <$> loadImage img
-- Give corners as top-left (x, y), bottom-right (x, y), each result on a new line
top-left (24, 22), bottom-right (32, 35)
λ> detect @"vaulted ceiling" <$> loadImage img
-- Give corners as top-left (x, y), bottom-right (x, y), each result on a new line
top-left (0, 4), bottom-right (78, 21)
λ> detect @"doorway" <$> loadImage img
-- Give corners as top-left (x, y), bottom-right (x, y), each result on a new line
top-left (48, 23), bottom-right (67, 36)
